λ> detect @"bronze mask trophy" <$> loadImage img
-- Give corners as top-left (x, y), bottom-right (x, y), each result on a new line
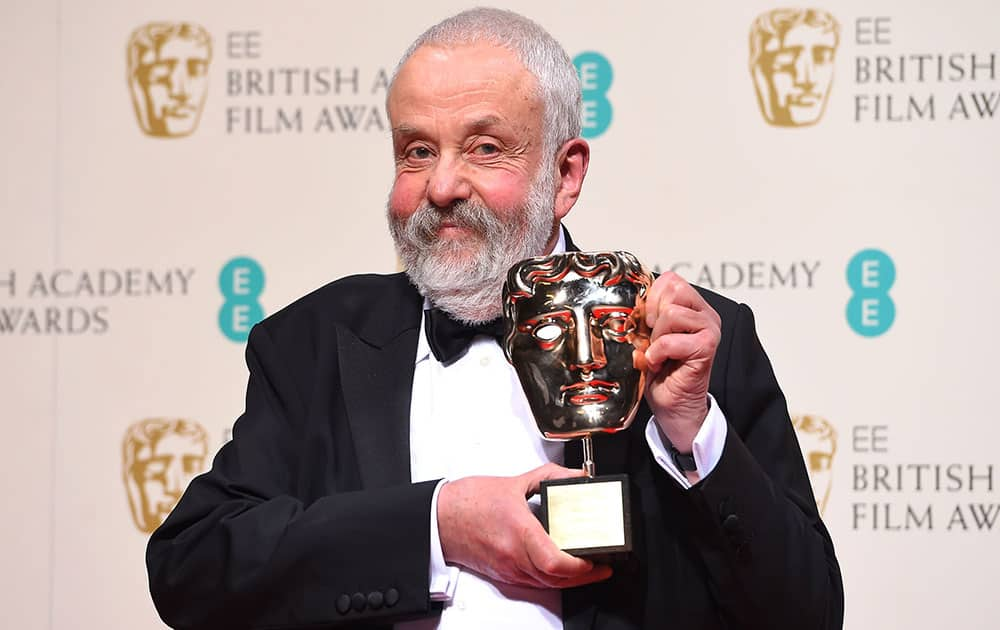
top-left (502, 251), bottom-right (652, 557)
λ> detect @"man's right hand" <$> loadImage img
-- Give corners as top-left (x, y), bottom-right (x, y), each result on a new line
top-left (436, 462), bottom-right (614, 589)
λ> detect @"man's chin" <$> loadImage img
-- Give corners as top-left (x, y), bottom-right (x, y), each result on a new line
top-left (425, 238), bottom-right (487, 266)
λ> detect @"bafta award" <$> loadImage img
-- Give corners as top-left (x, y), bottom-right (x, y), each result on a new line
top-left (502, 251), bottom-right (652, 557)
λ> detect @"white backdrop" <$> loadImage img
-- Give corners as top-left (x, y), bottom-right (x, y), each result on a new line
top-left (3, 1), bottom-right (998, 628)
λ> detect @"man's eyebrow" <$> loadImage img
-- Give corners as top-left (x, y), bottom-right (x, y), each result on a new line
top-left (392, 116), bottom-right (505, 137)
top-left (391, 123), bottom-right (420, 137)
top-left (468, 115), bottom-right (504, 133)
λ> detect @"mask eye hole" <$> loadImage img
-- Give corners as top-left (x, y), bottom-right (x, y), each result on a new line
top-left (533, 323), bottom-right (563, 342)
top-left (596, 312), bottom-right (635, 342)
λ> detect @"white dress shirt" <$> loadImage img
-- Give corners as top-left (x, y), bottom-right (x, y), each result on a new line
top-left (396, 231), bottom-right (729, 629)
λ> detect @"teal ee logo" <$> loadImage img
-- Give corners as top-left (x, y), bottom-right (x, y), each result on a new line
top-left (573, 52), bottom-right (613, 138)
top-left (218, 257), bottom-right (265, 342)
top-left (846, 249), bottom-right (895, 337)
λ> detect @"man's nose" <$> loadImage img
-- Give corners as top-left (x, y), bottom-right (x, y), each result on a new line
top-left (568, 320), bottom-right (607, 374)
top-left (426, 154), bottom-right (472, 208)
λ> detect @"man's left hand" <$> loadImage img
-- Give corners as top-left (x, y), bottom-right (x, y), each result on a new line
top-left (640, 271), bottom-right (722, 454)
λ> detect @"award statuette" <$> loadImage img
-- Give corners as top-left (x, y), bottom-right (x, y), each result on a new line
top-left (502, 251), bottom-right (652, 557)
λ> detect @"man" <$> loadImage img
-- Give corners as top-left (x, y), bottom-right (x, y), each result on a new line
top-left (127, 22), bottom-right (212, 138)
top-left (147, 8), bottom-right (843, 629)
top-left (750, 8), bottom-right (840, 127)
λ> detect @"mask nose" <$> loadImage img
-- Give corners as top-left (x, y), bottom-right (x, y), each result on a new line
top-left (164, 457), bottom-right (184, 499)
top-left (794, 51), bottom-right (817, 91)
top-left (568, 313), bottom-right (607, 376)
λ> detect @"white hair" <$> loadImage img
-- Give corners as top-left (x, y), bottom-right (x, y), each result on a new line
top-left (389, 7), bottom-right (582, 157)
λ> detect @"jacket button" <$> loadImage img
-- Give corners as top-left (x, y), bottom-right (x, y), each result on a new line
top-left (385, 587), bottom-right (400, 607)
top-left (722, 514), bottom-right (741, 534)
top-left (351, 592), bottom-right (367, 612)
top-left (368, 590), bottom-right (384, 609)
top-left (335, 594), bottom-right (351, 614)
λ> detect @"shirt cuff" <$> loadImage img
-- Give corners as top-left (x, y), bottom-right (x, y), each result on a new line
top-left (428, 479), bottom-right (460, 602)
top-left (644, 393), bottom-right (729, 489)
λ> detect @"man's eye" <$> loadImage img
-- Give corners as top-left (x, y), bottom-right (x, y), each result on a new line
top-left (406, 146), bottom-right (432, 160)
top-left (473, 143), bottom-right (500, 156)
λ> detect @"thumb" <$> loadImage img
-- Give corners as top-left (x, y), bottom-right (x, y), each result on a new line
top-left (520, 462), bottom-right (586, 497)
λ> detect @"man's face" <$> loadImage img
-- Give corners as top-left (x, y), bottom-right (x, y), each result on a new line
top-left (508, 272), bottom-right (647, 438)
top-left (131, 432), bottom-right (206, 531)
top-left (754, 24), bottom-right (836, 126)
top-left (135, 37), bottom-right (210, 136)
top-left (387, 42), bottom-right (550, 268)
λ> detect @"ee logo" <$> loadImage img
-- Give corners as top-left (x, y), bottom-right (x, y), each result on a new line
top-left (573, 51), bottom-right (613, 138)
top-left (218, 257), bottom-right (265, 342)
top-left (846, 249), bottom-right (895, 337)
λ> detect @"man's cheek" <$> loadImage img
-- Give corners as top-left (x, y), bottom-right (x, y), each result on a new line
top-left (388, 181), bottom-right (422, 219)
top-left (479, 173), bottom-right (532, 214)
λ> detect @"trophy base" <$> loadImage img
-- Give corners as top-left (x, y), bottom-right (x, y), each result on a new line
top-left (539, 474), bottom-right (632, 558)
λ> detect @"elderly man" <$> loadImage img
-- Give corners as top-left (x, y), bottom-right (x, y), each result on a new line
top-left (147, 8), bottom-right (843, 629)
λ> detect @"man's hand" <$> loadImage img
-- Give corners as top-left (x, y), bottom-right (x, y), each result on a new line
top-left (436, 463), bottom-right (613, 589)
top-left (641, 271), bottom-right (722, 454)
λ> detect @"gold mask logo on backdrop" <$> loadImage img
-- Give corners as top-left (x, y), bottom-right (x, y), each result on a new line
top-left (127, 22), bottom-right (213, 138)
top-left (122, 418), bottom-right (209, 533)
top-left (750, 9), bottom-right (841, 127)
top-left (791, 414), bottom-right (837, 514)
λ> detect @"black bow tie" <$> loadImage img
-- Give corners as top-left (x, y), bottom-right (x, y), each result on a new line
top-left (425, 308), bottom-right (506, 365)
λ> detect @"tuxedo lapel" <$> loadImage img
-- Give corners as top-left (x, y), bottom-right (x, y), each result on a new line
top-left (336, 274), bottom-right (423, 488)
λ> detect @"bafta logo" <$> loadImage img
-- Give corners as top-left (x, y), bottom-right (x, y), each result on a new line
top-left (122, 418), bottom-right (209, 533)
top-left (791, 414), bottom-right (837, 515)
top-left (127, 22), bottom-right (212, 138)
top-left (750, 9), bottom-right (840, 127)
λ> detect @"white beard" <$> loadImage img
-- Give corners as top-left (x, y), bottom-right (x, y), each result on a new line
top-left (388, 164), bottom-right (557, 324)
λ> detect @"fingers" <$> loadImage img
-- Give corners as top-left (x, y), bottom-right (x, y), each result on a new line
top-left (644, 271), bottom-right (713, 330)
top-left (642, 272), bottom-right (721, 373)
top-left (523, 526), bottom-right (592, 578)
top-left (520, 462), bottom-right (585, 497)
top-left (437, 469), bottom-right (614, 591)
top-left (521, 525), bottom-right (613, 588)
top-left (649, 303), bottom-right (702, 340)
top-left (645, 330), bottom-right (718, 373)
top-left (632, 347), bottom-right (648, 372)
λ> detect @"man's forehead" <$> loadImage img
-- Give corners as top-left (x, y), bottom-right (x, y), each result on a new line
top-left (389, 42), bottom-right (539, 109)
top-left (391, 114), bottom-right (509, 139)
top-left (399, 41), bottom-right (526, 74)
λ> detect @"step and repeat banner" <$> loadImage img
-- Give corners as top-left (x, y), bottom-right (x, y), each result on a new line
top-left (3, 0), bottom-right (997, 628)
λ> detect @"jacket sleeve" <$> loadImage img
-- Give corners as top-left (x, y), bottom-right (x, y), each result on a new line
top-left (681, 302), bottom-right (844, 629)
top-left (146, 323), bottom-right (439, 629)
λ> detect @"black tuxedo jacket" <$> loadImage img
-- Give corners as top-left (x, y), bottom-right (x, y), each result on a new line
top-left (148, 267), bottom-right (843, 629)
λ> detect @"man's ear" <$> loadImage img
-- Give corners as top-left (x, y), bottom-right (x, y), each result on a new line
top-left (552, 138), bottom-right (590, 221)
